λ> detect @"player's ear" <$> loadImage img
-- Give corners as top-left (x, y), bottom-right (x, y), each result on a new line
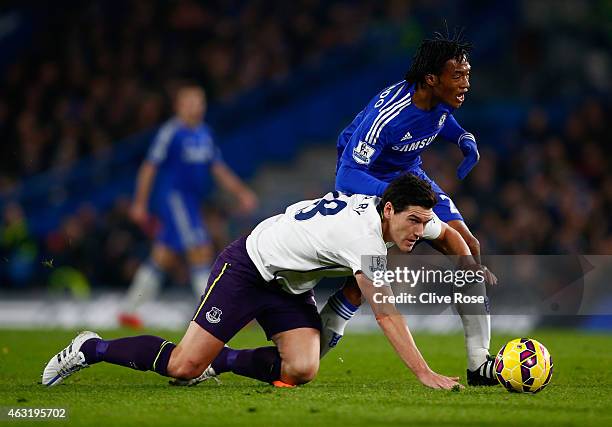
top-left (424, 73), bottom-right (439, 87)
top-left (383, 202), bottom-right (394, 219)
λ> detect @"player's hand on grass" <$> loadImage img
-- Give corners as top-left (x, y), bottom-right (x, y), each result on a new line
top-left (416, 369), bottom-right (464, 390)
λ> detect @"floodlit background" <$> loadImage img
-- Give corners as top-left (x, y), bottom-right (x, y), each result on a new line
top-left (0, 0), bottom-right (610, 332)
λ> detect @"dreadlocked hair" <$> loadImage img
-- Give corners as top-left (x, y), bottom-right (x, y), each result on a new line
top-left (405, 28), bottom-right (473, 88)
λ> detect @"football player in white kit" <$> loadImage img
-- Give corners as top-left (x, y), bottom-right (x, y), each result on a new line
top-left (43, 174), bottom-right (474, 390)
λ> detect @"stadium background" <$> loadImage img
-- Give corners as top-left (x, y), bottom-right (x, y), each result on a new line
top-left (0, 0), bottom-right (610, 333)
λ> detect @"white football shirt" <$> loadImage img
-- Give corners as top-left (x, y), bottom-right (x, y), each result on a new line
top-left (246, 192), bottom-right (442, 294)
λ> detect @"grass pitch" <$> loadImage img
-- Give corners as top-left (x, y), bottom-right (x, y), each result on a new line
top-left (0, 328), bottom-right (611, 426)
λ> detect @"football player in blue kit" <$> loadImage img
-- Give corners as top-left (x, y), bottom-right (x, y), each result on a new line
top-left (319, 32), bottom-right (499, 386)
top-left (118, 84), bottom-right (258, 329)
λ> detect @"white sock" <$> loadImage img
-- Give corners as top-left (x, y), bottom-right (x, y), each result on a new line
top-left (123, 260), bottom-right (163, 313)
top-left (455, 280), bottom-right (491, 371)
top-left (319, 290), bottom-right (360, 358)
top-left (191, 265), bottom-right (211, 297)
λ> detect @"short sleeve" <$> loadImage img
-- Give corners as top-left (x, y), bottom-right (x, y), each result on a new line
top-left (422, 212), bottom-right (443, 240)
top-left (147, 121), bottom-right (177, 164)
top-left (336, 235), bottom-right (387, 282)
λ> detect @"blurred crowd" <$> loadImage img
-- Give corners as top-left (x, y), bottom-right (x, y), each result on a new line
top-left (423, 98), bottom-right (611, 255)
top-left (1, 197), bottom-right (142, 290)
top-left (1, 0), bottom-right (611, 290)
top-left (0, 195), bottom-right (235, 291)
top-left (3, 98), bottom-right (610, 290)
top-left (0, 0), bottom-right (404, 188)
top-left (0, 0), bottom-right (405, 291)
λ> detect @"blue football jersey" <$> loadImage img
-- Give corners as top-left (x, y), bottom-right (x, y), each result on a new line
top-left (337, 81), bottom-right (473, 183)
top-left (147, 118), bottom-right (222, 197)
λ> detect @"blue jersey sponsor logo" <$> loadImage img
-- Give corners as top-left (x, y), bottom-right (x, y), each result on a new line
top-left (148, 119), bottom-right (221, 198)
top-left (181, 140), bottom-right (215, 163)
top-left (391, 132), bottom-right (439, 153)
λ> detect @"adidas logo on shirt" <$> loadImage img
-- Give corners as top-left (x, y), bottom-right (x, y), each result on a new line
top-left (400, 131), bottom-right (412, 141)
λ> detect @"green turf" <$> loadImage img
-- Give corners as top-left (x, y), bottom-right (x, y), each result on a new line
top-left (0, 327), bottom-right (611, 426)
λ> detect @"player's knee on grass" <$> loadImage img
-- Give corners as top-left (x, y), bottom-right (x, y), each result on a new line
top-left (166, 322), bottom-right (225, 379)
top-left (281, 356), bottom-right (319, 385)
top-left (274, 327), bottom-right (320, 385)
top-left (167, 347), bottom-right (209, 379)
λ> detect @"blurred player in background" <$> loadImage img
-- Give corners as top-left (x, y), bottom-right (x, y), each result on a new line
top-left (118, 84), bottom-right (258, 329)
top-left (319, 32), bottom-right (498, 385)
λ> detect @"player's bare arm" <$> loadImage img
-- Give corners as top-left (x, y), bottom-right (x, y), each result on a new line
top-left (430, 223), bottom-right (497, 285)
top-left (354, 272), bottom-right (463, 390)
top-left (428, 221), bottom-right (471, 256)
top-left (211, 162), bottom-right (258, 214)
top-left (336, 222), bottom-right (491, 308)
top-left (130, 160), bottom-right (158, 224)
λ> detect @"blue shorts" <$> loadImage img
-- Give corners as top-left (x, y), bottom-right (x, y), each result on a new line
top-left (156, 191), bottom-right (210, 252)
top-left (334, 162), bottom-right (464, 223)
top-left (192, 237), bottom-right (322, 343)
top-left (407, 167), bottom-right (464, 223)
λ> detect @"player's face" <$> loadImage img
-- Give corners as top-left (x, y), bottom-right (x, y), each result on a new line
top-left (176, 88), bottom-right (206, 125)
top-left (435, 57), bottom-right (471, 109)
top-left (383, 203), bottom-right (434, 252)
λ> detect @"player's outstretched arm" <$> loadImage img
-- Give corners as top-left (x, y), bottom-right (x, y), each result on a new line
top-left (429, 222), bottom-right (471, 257)
top-left (131, 161), bottom-right (158, 224)
top-left (354, 272), bottom-right (463, 390)
top-left (211, 162), bottom-right (258, 214)
top-left (429, 223), bottom-right (498, 285)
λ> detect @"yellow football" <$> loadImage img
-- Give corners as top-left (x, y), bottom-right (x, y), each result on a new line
top-left (494, 338), bottom-right (553, 393)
